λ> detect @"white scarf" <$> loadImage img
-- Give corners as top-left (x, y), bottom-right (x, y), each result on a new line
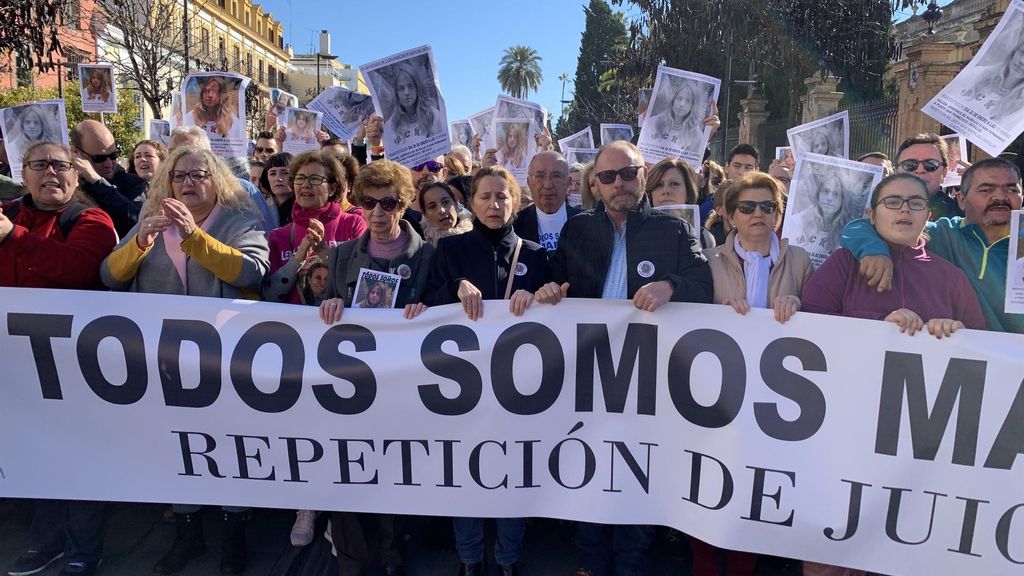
top-left (733, 233), bottom-right (779, 309)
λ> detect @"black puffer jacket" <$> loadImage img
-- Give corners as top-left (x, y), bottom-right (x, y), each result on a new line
top-left (425, 219), bottom-right (549, 304)
top-left (550, 197), bottom-right (713, 302)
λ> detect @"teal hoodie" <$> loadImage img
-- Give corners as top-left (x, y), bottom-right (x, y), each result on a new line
top-left (839, 217), bottom-right (1024, 334)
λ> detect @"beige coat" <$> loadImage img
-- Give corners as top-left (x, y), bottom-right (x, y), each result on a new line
top-left (703, 230), bottom-right (813, 306)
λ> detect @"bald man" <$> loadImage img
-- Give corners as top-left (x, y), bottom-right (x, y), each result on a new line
top-left (513, 151), bottom-right (581, 250)
top-left (71, 119), bottom-right (147, 236)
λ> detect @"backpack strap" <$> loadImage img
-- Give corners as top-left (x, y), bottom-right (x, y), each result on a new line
top-left (3, 197), bottom-right (88, 240)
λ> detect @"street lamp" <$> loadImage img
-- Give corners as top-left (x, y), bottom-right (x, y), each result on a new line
top-left (316, 53), bottom-right (337, 95)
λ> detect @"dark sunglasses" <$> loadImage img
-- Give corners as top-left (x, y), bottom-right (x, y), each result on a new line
top-left (735, 200), bottom-right (778, 215)
top-left (87, 150), bottom-right (118, 164)
top-left (255, 146), bottom-right (275, 154)
top-left (412, 160), bottom-right (444, 173)
top-left (898, 159), bottom-right (943, 173)
top-left (358, 196), bottom-right (400, 212)
top-left (595, 165), bottom-right (642, 185)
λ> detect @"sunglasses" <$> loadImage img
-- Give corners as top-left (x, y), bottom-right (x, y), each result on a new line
top-left (595, 165), bottom-right (643, 185)
top-left (735, 200), bottom-right (778, 215)
top-left (412, 160), bottom-right (444, 173)
top-left (87, 150), bottom-right (119, 164)
top-left (898, 159), bottom-right (943, 173)
top-left (358, 196), bottom-right (400, 212)
top-left (255, 146), bottom-right (275, 154)
top-left (876, 196), bottom-right (928, 211)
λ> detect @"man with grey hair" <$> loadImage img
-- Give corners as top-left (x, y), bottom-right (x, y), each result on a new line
top-left (535, 140), bottom-right (712, 576)
top-left (513, 151), bottom-right (580, 250)
top-left (449, 144), bottom-right (473, 174)
top-left (167, 126), bottom-right (277, 231)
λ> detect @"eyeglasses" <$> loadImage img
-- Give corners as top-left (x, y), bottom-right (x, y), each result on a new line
top-left (292, 174), bottom-right (331, 187)
top-left (26, 159), bottom-right (73, 172)
top-left (595, 165), bottom-right (643, 185)
top-left (358, 196), bottom-right (400, 212)
top-left (412, 160), bottom-right (443, 173)
top-left (171, 170), bottom-right (211, 184)
top-left (898, 159), bottom-right (943, 173)
top-left (735, 200), bottom-right (778, 215)
top-left (87, 150), bottom-right (118, 164)
top-left (876, 196), bottom-right (928, 211)
top-left (255, 146), bottom-right (275, 154)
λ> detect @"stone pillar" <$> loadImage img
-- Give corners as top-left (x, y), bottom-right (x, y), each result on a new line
top-left (890, 40), bottom-right (960, 144)
top-left (738, 96), bottom-right (770, 147)
top-left (799, 72), bottom-right (844, 122)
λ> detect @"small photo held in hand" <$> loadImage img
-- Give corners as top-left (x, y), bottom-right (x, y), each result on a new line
top-left (353, 268), bottom-right (402, 309)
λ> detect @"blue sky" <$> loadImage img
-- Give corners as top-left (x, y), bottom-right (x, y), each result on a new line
top-left (256, 0), bottom-right (955, 126)
top-left (257, 0), bottom-right (591, 125)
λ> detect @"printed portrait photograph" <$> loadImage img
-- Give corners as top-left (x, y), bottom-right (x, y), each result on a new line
top-left (3, 103), bottom-right (63, 152)
top-left (642, 74), bottom-right (714, 154)
top-left (80, 66), bottom-right (115, 106)
top-left (184, 75), bottom-right (244, 140)
top-left (495, 121), bottom-right (531, 170)
top-left (789, 119), bottom-right (845, 159)
top-left (367, 54), bottom-right (445, 148)
top-left (451, 121), bottom-right (473, 148)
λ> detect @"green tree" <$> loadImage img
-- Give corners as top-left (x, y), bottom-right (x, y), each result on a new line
top-left (0, 85), bottom-right (144, 150)
top-left (560, 0), bottom-right (630, 140)
top-left (0, 0), bottom-right (65, 75)
top-left (497, 45), bottom-right (543, 100)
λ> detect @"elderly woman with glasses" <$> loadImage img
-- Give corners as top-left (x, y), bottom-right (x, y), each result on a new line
top-left (262, 150), bottom-right (366, 304)
top-left (99, 145), bottom-right (269, 575)
top-left (0, 140), bottom-right (119, 576)
top-left (316, 159), bottom-right (433, 576)
top-left (703, 172), bottom-right (812, 325)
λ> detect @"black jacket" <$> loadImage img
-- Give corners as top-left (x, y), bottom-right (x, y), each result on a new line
top-left (323, 220), bottom-right (434, 307)
top-left (550, 198), bottom-right (713, 302)
top-left (80, 165), bottom-right (148, 237)
top-left (425, 220), bottom-right (550, 305)
top-left (512, 203), bottom-right (583, 248)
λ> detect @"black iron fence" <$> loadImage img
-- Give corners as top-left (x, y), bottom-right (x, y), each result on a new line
top-left (708, 96), bottom-right (899, 169)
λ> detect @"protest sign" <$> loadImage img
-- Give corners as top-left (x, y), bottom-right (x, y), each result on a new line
top-left (2, 289), bottom-right (1024, 576)
top-left (0, 100), bottom-right (69, 182)
top-left (787, 111), bottom-right (850, 160)
top-left (638, 66), bottom-right (721, 167)
top-left (280, 107), bottom-right (323, 154)
top-left (362, 45), bottom-right (450, 167)
top-left (79, 64), bottom-right (117, 113)
top-left (307, 87), bottom-right (375, 142)
top-left (600, 124), bottom-right (634, 146)
top-left (181, 72), bottom-right (250, 157)
top-left (923, 1), bottom-right (1024, 157)
top-left (782, 153), bottom-right (884, 267)
top-left (558, 127), bottom-right (595, 154)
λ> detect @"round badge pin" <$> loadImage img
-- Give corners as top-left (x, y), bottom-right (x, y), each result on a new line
top-left (637, 260), bottom-right (655, 278)
top-left (397, 264), bottom-right (412, 280)
top-left (514, 262), bottom-right (528, 276)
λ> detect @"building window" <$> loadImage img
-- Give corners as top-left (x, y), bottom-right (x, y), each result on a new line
top-left (246, 52), bottom-right (252, 76)
top-left (258, 59), bottom-right (264, 83)
top-left (231, 1), bottom-right (237, 17)
top-left (201, 28), bottom-right (210, 56)
top-left (245, 12), bottom-right (249, 26)
top-left (218, 37), bottom-right (225, 61)
top-left (218, 0), bottom-right (225, 7)
top-left (65, 49), bottom-right (87, 80)
top-left (268, 64), bottom-right (277, 87)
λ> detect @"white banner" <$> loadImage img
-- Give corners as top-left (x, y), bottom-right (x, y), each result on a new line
top-left (2, 288), bottom-right (1024, 576)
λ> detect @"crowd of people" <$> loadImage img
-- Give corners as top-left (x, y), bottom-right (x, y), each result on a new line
top-left (0, 94), bottom-right (1021, 576)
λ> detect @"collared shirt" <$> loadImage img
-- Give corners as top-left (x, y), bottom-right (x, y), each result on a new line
top-left (601, 218), bottom-right (628, 299)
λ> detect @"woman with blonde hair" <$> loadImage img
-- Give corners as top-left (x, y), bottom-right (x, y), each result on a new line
top-left (497, 122), bottom-right (528, 169)
top-left (84, 68), bottom-right (113, 103)
top-left (186, 76), bottom-right (240, 139)
top-left (100, 145), bottom-right (268, 574)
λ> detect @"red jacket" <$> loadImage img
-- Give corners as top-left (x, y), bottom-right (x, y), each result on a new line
top-left (0, 197), bottom-right (118, 289)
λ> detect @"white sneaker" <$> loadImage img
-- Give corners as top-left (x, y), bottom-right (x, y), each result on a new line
top-left (290, 510), bottom-right (317, 547)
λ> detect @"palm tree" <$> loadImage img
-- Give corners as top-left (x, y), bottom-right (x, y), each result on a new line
top-left (497, 45), bottom-right (543, 100)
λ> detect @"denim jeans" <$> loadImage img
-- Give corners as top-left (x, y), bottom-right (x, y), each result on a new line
top-left (29, 499), bottom-right (106, 564)
top-left (452, 517), bottom-right (526, 566)
top-left (575, 522), bottom-right (654, 576)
